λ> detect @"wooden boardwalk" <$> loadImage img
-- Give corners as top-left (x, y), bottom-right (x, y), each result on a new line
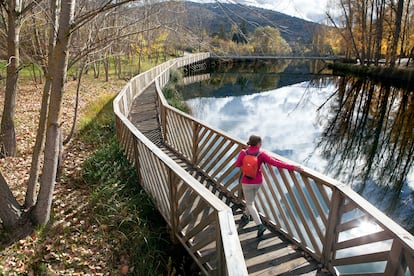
top-left (128, 84), bottom-right (330, 275)
top-left (115, 53), bottom-right (414, 276)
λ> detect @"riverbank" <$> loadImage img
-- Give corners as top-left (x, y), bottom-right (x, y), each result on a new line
top-left (328, 61), bottom-right (414, 90)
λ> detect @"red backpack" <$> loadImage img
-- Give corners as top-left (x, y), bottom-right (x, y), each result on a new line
top-left (242, 151), bottom-right (261, 179)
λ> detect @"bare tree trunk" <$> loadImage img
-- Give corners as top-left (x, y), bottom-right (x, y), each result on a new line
top-left (138, 40), bottom-right (143, 74)
top-left (398, 0), bottom-right (410, 65)
top-left (374, 0), bottom-right (385, 65)
top-left (360, 0), bottom-right (368, 63)
top-left (366, 0), bottom-right (375, 63)
top-left (33, 0), bottom-right (75, 225)
top-left (93, 59), bottom-right (100, 78)
top-left (0, 172), bottom-right (32, 243)
top-left (115, 56), bottom-right (122, 79)
top-left (64, 62), bottom-right (85, 145)
top-left (389, 0), bottom-right (404, 67)
top-left (25, 0), bottom-right (59, 209)
top-left (341, 0), bottom-right (362, 62)
top-left (31, 64), bottom-right (38, 83)
top-left (0, 173), bottom-right (21, 228)
top-left (104, 56), bottom-right (109, 81)
top-left (25, 80), bottom-right (52, 208)
top-left (407, 46), bottom-right (414, 66)
top-left (0, 0), bottom-right (21, 157)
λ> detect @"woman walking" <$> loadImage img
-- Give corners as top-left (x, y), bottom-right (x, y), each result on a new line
top-left (235, 134), bottom-right (302, 238)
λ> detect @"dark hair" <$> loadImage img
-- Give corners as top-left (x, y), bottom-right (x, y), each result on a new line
top-left (247, 135), bottom-right (262, 146)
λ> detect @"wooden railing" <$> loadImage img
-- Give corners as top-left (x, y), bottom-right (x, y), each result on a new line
top-left (153, 56), bottom-right (414, 275)
top-left (113, 53), bottom-right (248, 276)
top-left (115, 53), bottom-right (414, 275)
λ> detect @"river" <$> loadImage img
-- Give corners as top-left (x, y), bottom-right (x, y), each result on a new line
top-left (179, 59), bottom-right (414, 234)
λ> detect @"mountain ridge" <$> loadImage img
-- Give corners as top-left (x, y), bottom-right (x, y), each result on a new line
top-left (182, 1), bottom-right (321, 44)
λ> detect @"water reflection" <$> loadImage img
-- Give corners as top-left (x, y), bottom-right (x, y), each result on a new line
top-left (318, 76), bottom-right (414, 231)
top-left (182, 59), bottom-right (332, 99)
top-left (180, 60), bottom-right (414, 233)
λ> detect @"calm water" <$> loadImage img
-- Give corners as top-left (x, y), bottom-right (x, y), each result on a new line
top-left (180, 59), bottom-right (414, 234)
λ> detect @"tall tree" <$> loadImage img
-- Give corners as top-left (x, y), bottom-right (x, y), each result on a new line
top-left (389, 0), bottom-right (405, 67)
top-left (25, 0), bottom-right (59, 209)
top-left (250, 26), bottom-right (292, 55)
top-left (0, 0), bottom-right (41, 157)
top-left (373, 0), bottom-right (386, 64)
top-left (32, 0), bottom-right (76, 225)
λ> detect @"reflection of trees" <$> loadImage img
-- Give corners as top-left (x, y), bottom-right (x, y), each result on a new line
top-left (210, 59), bottom-right (291, 74)
top-left (182, 59), bottom-right (334, 99)
top-left (182, 60), bottom-right (292, 98)
top-left (214, 60), bottom-right (290, 91)
top-left (317, 76), bottom-right (414, 197)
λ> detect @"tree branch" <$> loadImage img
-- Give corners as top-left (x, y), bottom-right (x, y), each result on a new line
top-left (72, 0), bottom-right (137, 33)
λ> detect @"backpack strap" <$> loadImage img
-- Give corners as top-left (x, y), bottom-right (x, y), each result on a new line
top-left (245, 150), bottom-right (261, 157)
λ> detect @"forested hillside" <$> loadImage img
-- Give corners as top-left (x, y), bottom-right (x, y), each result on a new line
top-left (182, 1), bottom-right (320, 44)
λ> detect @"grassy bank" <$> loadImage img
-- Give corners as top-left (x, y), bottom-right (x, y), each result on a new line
top-left (162, 68), bottom-right (191, 113)
top-left (80, 97), bottom-right (166, 274)
top-left (328, 62), bottom-right (414, 89)
top-left (78, 95), bottom-right (196, 275)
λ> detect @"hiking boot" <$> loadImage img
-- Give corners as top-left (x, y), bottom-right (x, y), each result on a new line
top-left (257, 224), bottom-right (266, 238)
top-left (239, 213), bottom-right (250, 228)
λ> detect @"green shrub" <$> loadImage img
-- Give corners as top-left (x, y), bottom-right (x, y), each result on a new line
top-left (82, 140), bottom-right (172, 274)
top-left (162, 69), bottom-right (191, 113)
top-left (169, 68), bottom-right (183, 84)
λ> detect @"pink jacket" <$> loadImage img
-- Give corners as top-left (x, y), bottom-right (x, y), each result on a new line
top-left (235, 146), bottom-right (296, 184)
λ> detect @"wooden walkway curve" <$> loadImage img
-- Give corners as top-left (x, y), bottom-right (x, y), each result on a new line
top-left (114, 53), bottom-right (414, 276)
top-left (128, 83), bottom-right (327, 275)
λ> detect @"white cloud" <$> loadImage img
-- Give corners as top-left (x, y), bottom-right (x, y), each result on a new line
top-left (186, 82), bottom-right (334, 170)
top-left (209, 0), bottom-right (331, 23)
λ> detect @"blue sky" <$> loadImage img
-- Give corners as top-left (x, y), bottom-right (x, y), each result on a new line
top-left (192, 0), bottom-right (333, 23)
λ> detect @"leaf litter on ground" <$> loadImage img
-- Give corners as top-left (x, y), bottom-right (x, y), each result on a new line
top-left (0, 76), bottom-right (131, 275)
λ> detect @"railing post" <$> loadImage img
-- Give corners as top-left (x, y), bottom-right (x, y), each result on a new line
top-left (115, 116), bottom-right (122, 144)
top-left (161, 100), bottom-right (168, 143)
top-left (191, 122), bottom-right (200, 165)
top-left (215, 217), bottom-right (225, 276)
top-left (321, 188), bottom-right (343, 271)
top-left (384, 240), bottom-right (405, 275)
top-left (132, 137), bottom-right (142, 185)
top-left (168, 169), bottom-right (179, 244)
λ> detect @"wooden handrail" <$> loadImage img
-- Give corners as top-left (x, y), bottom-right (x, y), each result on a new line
top-left (114, 53), bottom-right (248, 275)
